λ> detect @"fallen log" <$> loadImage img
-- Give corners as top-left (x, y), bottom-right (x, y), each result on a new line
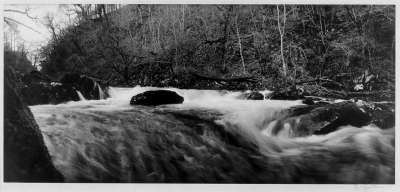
top-left (295, 77), bottom-right (346, 91)
top-left (190, 72), bottom-right (258, 83)
top-left (296, 77), bottom-right (344, 87)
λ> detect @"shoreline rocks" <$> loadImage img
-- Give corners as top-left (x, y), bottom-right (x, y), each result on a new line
top-left (20, 82), bottom-right (80, 105)
top-left (20, 72), bottom-right (109, 105)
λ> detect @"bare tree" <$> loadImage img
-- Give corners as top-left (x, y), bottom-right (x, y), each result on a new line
top-left (276, 5), bottom-right (287, 82)
top-left (217, 5), bottom-right (233, 73)
top-left (235, 13), bottom-right (246, 74)
top-left (4, 8), bottom-right (41, 34)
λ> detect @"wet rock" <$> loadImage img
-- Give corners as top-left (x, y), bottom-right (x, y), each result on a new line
top-left (302, 96), bottom-right (331, 106)
top-left (21, 83), bottom-right (79, 105)
top-left (60, 73), bottom-right (109, 100)
top-left (130, 90), bottom-right (184, 106)
top-left (312, 102), bottom-right (372, 135)
top-left (360, 101), bottom-right (395, 129)
top-left (271, 99), bottom-right (395, 137)
top-left (245, 91), bottom-right (264, 100)
top-left (21, 73), bottom-right (109, 105)
top-left (268, 101), bottom-right (373, 137)
top-left (4, 66), bottom-right (64, 182)
top-left (269, 86), bottom-right (305, 100)
top-left (302, 97), bottom-right (315, 105)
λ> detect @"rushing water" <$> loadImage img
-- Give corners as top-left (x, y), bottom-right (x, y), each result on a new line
top-left (76, 90), bottom-right (87, 101)
top-left (30, 86), bottom-right (395, 183)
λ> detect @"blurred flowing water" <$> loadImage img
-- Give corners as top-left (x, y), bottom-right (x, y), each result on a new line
top-left (76, 90), bottom-right (87, 101)
top-left (30, 86), bottom-right (395, 183)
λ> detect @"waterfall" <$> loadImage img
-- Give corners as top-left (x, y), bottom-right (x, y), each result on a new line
top-left (96, 82), bottom-right (106, 100)
top-left (76, 90), bottom-right (86, 101)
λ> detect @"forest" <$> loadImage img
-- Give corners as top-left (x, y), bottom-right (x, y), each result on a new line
top-left (5, 4), bottom-right (395, 100)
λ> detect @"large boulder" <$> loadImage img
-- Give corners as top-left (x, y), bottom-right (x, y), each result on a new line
top-left (267, 101), bottom-right (373, 137)
top-left (4, 66), bottom-right (64, 182)
top-left (130, 90), bottom-right (184, 106)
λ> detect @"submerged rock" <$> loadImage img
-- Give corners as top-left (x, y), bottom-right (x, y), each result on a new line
top-left (4, 67), bottom-right (64, 182)
top-left (130, 90), bottom-right (184, 106)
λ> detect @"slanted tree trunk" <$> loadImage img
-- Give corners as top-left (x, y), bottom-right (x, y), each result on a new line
top-left (235, 14), bottom-right (246, 74)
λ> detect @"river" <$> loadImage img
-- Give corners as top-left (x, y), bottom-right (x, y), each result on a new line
top-left (29, 86), bottom-right (395, 183)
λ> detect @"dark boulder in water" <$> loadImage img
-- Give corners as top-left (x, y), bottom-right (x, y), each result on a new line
top-left (4, 67), bottom-right (64, 182)
top-left (268, 101), bottom-right (373, 137)
top-left (302, 96), bottom-right (332, 106)
top-left (245, 91), bottom-right (264, 100)
top-left (130, 90), bottom-right (184, 106)
top-left (302, 97), bottom-right (315, 105)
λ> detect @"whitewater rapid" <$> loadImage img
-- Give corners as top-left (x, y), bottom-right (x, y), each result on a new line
top-left (29, 86), bottom-right (395, 183)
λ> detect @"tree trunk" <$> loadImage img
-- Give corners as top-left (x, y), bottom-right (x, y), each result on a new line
top-left (220, 6), bottom-right (232, 72)
top-left (277, 5), bottom-right (287, 83)
top-left (235, 14), bottom-right (246, 74)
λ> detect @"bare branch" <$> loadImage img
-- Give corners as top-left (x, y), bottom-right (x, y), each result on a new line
top-left (4, 17), bottom-right (42, 34)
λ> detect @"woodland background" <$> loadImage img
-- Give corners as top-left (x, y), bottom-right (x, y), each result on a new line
top-left (4, 5), bottom-right (395, 96)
